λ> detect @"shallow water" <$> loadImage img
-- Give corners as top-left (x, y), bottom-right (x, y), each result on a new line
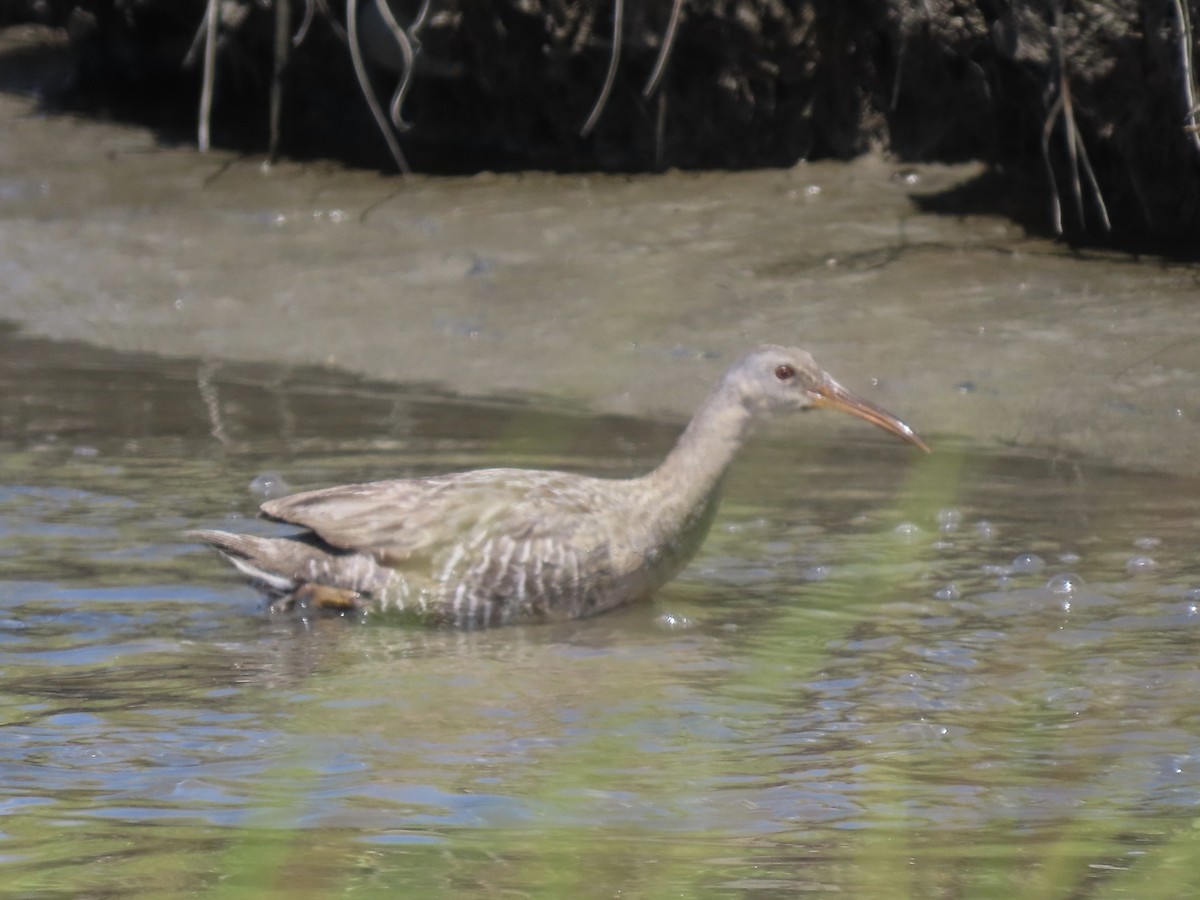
top-left (1, 329), bottom-right (1199, 897)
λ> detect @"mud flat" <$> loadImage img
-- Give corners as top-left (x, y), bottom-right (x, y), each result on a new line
top-left (1, 68), bottom-right (1198, 477)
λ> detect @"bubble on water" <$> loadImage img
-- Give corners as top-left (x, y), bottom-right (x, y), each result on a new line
top-left (1126, 556), bottom-right (1157, 574)
top-left (803, 565), bottom-right (830, 582)
top-left (934, 583), bottom-right (961, 601)
top-left (1012, 553), bottom-right (1044, 573)
top-left (893, 522), bottom-right (923, 539)
top-left (1046, 573), bottom-right (1083, 594)
top-left (658, 613), bottom-right (692, 630)
top-left (975, 520), bottom-right (996, 539)
top-left (249, 472), bottom-right (291, 500)
top-left (936, 508), bottom-right (962, 532)
top-left (1133, 536), bottom-right (1161, 550)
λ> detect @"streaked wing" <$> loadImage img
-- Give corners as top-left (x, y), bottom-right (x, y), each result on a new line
top-left (260, 468), bottom-right (612, 563)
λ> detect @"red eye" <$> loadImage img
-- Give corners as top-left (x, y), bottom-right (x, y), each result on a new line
top-left (774, 364), bottom-right (796, 381)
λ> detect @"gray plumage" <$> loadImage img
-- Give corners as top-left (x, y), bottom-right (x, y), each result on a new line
top-left (191, 345), bottom-right (928, 627)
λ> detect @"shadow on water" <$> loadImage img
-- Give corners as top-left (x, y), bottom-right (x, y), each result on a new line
top-left (1, 325), bottom-right (1199, 897)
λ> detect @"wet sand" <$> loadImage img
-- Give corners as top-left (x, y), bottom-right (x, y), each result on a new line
top-left (1, 82), bottom-right (1198, 477)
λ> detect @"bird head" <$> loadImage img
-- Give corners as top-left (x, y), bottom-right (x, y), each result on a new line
top-left (730, 345), bottom-right (930, 452)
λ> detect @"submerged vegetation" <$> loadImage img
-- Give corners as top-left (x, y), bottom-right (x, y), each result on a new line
top-left (4, 1), bottom-right (1200, 244)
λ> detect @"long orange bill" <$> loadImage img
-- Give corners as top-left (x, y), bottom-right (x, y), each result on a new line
top-left (811, 376), bottom-right (931, 452)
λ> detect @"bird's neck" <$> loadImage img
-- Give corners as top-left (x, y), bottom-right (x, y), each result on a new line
top-left (640, 382), bottom-right (754, 515)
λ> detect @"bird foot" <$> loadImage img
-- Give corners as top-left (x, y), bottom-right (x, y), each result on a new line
top-left (271, 583), bottom-right (366, 615)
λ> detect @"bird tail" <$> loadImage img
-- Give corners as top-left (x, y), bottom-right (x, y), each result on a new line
top-left (187, 529), bottom-right (390, 596)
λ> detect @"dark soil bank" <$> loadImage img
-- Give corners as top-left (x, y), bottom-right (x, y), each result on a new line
top-left (6, 1), bottom-right (1200, 249)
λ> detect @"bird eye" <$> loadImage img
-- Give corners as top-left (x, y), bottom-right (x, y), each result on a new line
top-left (774, 364), bottom-right (796, 381)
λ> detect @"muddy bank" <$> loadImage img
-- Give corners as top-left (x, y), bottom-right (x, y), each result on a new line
top-left (4, 2), bottom-right (1200, 249)
top-left (1, 66), bottom-right (1199, 479)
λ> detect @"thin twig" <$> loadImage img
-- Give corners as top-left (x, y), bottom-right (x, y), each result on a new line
top-left (371, 0), bottom-right (415, 130)
top-left (890, 29), bottom-right (906, 113)
top-left (1072, 121), bottom-right (1111, 231)
top-left (1171, 0), bottom-right (1200, 153)
top-left (293, 0), bottom-right (316, 46)
top-left (318, 0), bottom-right (347, 43)
top-left (198, 0), bottom-right (220, 151)
top-left (1041, 5), bottom-right (1110, 233)
top-left (372, 0), bottom-right (431, 132)
top-left (411, 0), bottom-right (432, 34)
top-left (643, 0), bottom-right (683, 99)
top-left (1041, 92), bottom-right (1064, 234)
top-left (268, 0), bottom-right (292, 164)
top-left (1058, 62), bottom-right (1085, 227)
top-left (183, 16), bottom-right (207, 69)
top-left (581, 0), bottom-right (623, 136)
top-left (347, 0), bottom-right (411, 173)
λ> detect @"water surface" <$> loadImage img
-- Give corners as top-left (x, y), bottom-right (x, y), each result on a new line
top-left (1, 329), bottom-right (1198, 897)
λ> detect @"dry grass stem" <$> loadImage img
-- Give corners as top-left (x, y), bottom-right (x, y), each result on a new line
top-left (198, 0), bottom-right (220, 152)
top-left (268, 0), bottom-right (292, 164)
top-left (581, 0), bottom-right (623, 136)
top-left (372, 0), bottom-right (431, 132)
top-left (1041, 11), bottom-right (1110, 233)
top-left (1172, 0), bottom-right (1200, 153)
top-left (643, 0), bottom-right (683, 99)
top-left (347, 0), bottom-right (411, 172)
top-left (293, 0), bottom-right (316, 46)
